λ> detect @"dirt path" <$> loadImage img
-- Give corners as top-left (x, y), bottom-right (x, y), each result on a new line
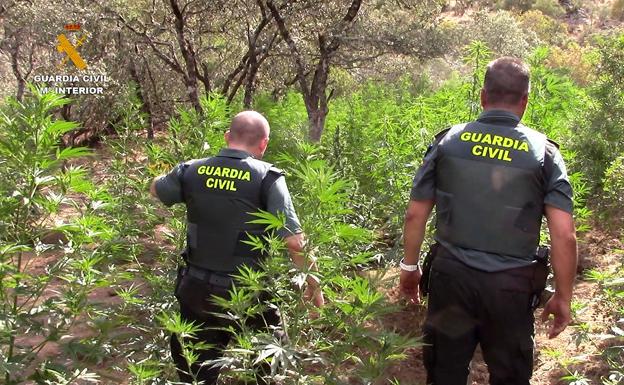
top-left (378, 228), bottom-right (622, 385)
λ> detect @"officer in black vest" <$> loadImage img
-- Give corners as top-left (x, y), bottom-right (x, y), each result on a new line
top-left (399, 57), bottom-right (578, 385)
top-left (150, 111), bottom-right (324, 384)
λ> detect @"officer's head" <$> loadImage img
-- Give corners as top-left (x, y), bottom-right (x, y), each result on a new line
top-left (481, 57), bottom-right (530, 118)
top-left (225, 111), bottom-right (271, 158)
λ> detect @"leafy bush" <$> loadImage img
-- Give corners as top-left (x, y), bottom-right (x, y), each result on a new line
top-left (519, 10), bottom-right (569, 47)
top-left (533, 0), bottom-right (565, 17)
top-left (612, 0), bottom-right (624, 21)
top-left (0, 89), bottom-right (107, 383)
top-left (569, 32), bottom-right (624, 186)
top-left (602, 155), bottom-right (624, 217)
top-left (545, 43), bottom-right (598, 86)
top-left (497, 0), bottom-right (535, 12)
top-left (468, 11), bottom-right (540, 57)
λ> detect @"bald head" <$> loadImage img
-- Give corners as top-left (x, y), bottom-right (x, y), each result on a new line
top-left (483, 57), bottom-right (530, 105)
top-left (228, 111), bottom-right (270, 146)
top-left (225, 111), bottom-right (270, 158)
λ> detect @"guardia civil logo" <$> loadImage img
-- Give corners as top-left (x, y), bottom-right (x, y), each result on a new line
top-left (57, 24), bottom-right (87, 70)
top-left (34, 23), bottom-right (108, 96)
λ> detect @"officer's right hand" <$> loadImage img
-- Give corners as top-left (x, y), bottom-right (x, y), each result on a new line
top-left (541, 294), bottom-right (571, 338)
top-left (399, 268), bottom-right (422, 305)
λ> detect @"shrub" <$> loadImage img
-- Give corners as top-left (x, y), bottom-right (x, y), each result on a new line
top-left (468, 10), bottom-right (540, 57)
top-left (0, 89), bottom-right (106, 383)
top-left (533, 0), bottom-right (565, 17)
top-left (612, 0), bottom-right (624, 21)
top-left (546, 42), bottom-right (598, 86)
top-left (519, 10), bottom-right (569, 47)
top-left (569, 33), bottom-right (624, 186)
top-left (498, 0), bottom-right (535, 12)
top-left (602, 155), bottom-right (624, 216)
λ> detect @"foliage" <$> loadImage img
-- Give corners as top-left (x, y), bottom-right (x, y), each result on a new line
top-left (0, 89), bottom-right (105, 383)
top-left (612, 0), bottom-right (624, 21)
top-left (532, 0), bottom-right (565, 18)
top-left (545, 42), bottom-right (598, 86)
top-left (468, 10), bottom-right (540, 57)
top-left (602, 155), bottom-right (624, 222)
top-left (2, 35), bottom-right (623, 383)
top-left (570, 32), bottom-right (624, 188)
top-left (519, 10), bottom-right (569, 47)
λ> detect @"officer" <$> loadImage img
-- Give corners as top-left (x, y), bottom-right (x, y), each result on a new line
top-left (149, 110), bottom-right (324, 384)
top-left (399, 57), bottom-right (578, 385)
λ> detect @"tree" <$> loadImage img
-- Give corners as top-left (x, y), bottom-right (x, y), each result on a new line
top-left (267, 0), bottom-right (362, 142)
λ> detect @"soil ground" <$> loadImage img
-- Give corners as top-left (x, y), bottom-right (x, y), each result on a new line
top-left (17, 215), bottom-right (623, 384)
top-left (378, 227), bottom-right (623, 385)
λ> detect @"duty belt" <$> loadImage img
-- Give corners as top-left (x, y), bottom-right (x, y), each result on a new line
top-left (184, 265), bottom-right (233, 287)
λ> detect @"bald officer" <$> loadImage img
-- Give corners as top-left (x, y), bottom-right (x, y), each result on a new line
top-left (399, 57), bottom-right (578, 385)
top-left (150, 111), bottom-right (323, 384)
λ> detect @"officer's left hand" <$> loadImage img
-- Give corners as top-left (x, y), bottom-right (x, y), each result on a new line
top-left (399, 268), bottom-right (422, 305)
top-left (541, 294), bottom-right (571, 339)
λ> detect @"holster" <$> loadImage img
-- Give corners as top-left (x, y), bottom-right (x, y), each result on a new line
top-left (419, 242), bottom-right (440, 298)
top-left (530, 245), bottom-right (550, 309)
top-left (174, 265), bottom-right (232, 318)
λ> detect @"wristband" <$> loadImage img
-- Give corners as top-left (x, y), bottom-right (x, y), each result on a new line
top-left (400, 258), bottom-right (420, 272)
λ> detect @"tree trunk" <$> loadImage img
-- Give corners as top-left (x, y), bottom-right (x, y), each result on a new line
top-left (9, 42), bottom-right (25, 102)
top-left (129, 59), bottom-right (154, 139)
top-left (267, 0), bottom-right (361, 142)
top-left (307, 108), bottom-right (326, 142)
top-left (243, 53), bottom-right (259, 108)
top-left (169, 0), bottom-right (203, 114)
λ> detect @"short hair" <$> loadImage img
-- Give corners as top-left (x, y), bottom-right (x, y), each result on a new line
top-left (228, 111), bottom-right (269, 146)
top-left (483, 57), bottom-right (530, 105)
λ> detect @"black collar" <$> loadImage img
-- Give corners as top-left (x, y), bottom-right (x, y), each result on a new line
top-left (217, 148), bottom-right (253, 159)
top-left (477, 109), bottom-right (521, 125)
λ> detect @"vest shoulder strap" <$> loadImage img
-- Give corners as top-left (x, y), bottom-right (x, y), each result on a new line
top-left (425, 127), bottom-right (451, 157)
top-left (543, 138), bottom-right (559, 185)
top-left (260, 166), bottom-right (285, 209)
top-left (434, 127), bottom-right (451, 141)
top-left (546, 138), bottom-right (560, 149)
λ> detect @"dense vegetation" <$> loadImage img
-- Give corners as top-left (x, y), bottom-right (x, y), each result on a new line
top-left (1, 0), bottom-right (623, 384)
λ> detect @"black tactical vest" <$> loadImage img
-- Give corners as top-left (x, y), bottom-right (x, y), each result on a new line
top-left (434, 113), bottom-right (553, 259)
top-left (180, 150), bottom-right (281, 272)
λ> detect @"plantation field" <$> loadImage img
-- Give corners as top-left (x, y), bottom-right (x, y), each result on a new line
top-left (2, 0), bottom-right (624, 383)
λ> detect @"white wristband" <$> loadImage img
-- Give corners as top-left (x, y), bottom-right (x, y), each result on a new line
top-left (400, 258), bottom-right (420, 272)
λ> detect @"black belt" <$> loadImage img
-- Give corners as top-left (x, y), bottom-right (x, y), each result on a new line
top-left (184, 265), bottom-right (233, 287)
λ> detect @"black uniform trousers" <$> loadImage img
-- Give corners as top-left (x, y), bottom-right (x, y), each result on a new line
top-left (423, 246), bottom-right (536, 385)
top-left (170, 268), bottom-right (280, 384)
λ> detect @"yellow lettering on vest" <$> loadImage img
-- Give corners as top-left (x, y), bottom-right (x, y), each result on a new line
top-left (198, 165), bottom-right (206, 174)
top-left (502, 137), bottom-right (514, 148)
top-left (229, 180), bottom-right (237, 191)
top-left (472, 145), bottom-right (483, 156)
top-left (230, 168), bottom-right (239, 179)
top-left (212, 167), bottom-right (221, 177)
top-left (518, 142), bottom-right (529, 152)
top-left (206, 178), bottom-right (215, 188)
top-left (472, 133), bottom-right (482, 142)
top-left (205, 166), bottom-right (214, 176)
top-left (482, 134), bottom-right (492, 144)
top-left (222, 168), bottom-right (230, 178)
top-left (460, 132), bottom-right (471, 141)
top-left (492, 135), bottom-right (503, 147)
top-left (503, 150), bottom-right (512, 161)
top-left (241, 171), bottom-right (251, 181)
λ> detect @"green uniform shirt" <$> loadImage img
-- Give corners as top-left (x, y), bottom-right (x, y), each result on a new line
top-left (410, 109), bottom-right (574, 272)
top-left (155, 148), bottom-right (303, 239)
